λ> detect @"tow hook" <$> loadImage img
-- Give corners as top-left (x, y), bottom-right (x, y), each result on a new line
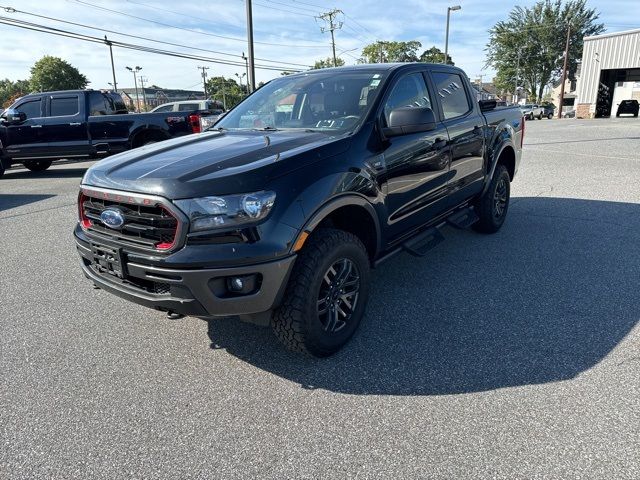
top-left (166, 311), bottom-right (185, 320)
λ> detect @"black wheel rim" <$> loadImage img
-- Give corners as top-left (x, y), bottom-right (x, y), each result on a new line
top-left (494, 178), bottom-right (508, 219)
top-left (317, 258), bottom-right (360, 333)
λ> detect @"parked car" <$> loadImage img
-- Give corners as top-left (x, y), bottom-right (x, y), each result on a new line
top-left (0, 90), bottom-right (204, 178)
top-left (520, 104), bottom-right (544, 120)
top-left (150, 99), bottom-right (224, 115)
top-left (563, 109), bottom-right (576, 118)
top-left (541, 103), bottom-right (555, 119)
top-left (616, 99), bottom-right (639, 117)
top-left (74, 63), bottom-right (524, 357)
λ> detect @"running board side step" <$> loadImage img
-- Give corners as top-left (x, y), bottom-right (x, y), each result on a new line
top-left (402, 228), bottom-right (445, 257)
top-left (447, 207), bottom-right (479, 229)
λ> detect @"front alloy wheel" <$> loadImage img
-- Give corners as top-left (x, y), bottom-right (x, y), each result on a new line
top-left (317, 258), bottom-right (361, 333)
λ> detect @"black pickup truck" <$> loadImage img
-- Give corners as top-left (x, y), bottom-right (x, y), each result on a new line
top-left (74, 63), bottom-right (524, 357)
top-left (0, 89), bottom-right (202, 178)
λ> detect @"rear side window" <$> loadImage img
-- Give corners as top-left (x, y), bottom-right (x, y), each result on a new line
top-left (177, 103), bottom-right (199, 111)
top-left (50, 96), bottom-right (79, 117)
top-left (432, 72), bottom-right (471, 120)
top-left (16, 99), bottom-right (42, 119)
top-left (89, 92), bottom-right (110, 116)
top-left (383, 72), bottom-right (432, 125)
top-left (154, 104), bottom-right (173, 112)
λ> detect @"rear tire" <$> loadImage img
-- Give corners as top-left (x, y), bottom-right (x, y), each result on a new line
top-left (547, 113), bottom-right (553, 119)
top-left (473, 164), bottom-right (511, 234)
top-left (23, 159), bottom-right (52, 172)
top-left (537, 113), bottom-right (542, 120)
top-left (0, 157), bottom-right (7, 178)
top-left (272, 228), bottom-right (370, 357)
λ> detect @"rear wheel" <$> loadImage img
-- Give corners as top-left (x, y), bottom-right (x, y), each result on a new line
top-left (537, 113), bottom-right (542, 120)
top-left (23, 159), bottom-right (52, 172)
top-left (272, 228), bottom-right (370, 357)
top-left (0, 157), bottom-right (7, 178)
top-left (473, 164), bottom-right (511, 234)
top-left (547, 113), bottom-right (553, 119)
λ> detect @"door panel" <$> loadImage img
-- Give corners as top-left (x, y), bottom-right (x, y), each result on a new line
top-left (43, 94), bottom-right (91, 157)
top-left (431, 71), bottom-right (485, 200)
top-left (380, 72), bottom-right (451, 242)
top-left (3, 97), bottom-right (49, 159)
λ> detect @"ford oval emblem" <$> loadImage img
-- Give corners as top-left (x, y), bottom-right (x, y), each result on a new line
top-left (100, 209), bottom-right (125, 229)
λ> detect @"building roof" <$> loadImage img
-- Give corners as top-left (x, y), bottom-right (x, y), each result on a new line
top-left (585, 28), bottom-right (640, 41)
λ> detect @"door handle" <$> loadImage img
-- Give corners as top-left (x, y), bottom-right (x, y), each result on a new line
top-left (433, 137), bottom-right (447, 149)
top-left (69, 122), bottom-right (82, 126)
top-left (30, 125), bottom-right (42, 129)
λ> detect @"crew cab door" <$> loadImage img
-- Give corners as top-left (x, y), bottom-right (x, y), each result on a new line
top-left (430, 71), bottom-right (485, 204)
top-left (378, 71), bottom-right (451, 241)
top-left (2, 96), bottom-right (48, 159)
top-left (42, 93), bottom-right (91, 158)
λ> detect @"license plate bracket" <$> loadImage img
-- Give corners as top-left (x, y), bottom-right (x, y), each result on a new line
top-left (90, 242), bottom-right (126, 278)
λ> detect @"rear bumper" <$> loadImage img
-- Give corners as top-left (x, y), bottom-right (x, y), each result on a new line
top-left (75, 236), bottom-right (296, 318)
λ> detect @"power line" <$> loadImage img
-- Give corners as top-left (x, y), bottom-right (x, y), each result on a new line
top-left (0, 4), bottom-right (312, 68)
top-left (0, 16), bottom-right (303, 72)
top-left (70, 0), bottom-right (327, 49)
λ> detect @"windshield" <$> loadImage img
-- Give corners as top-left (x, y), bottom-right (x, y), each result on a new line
top-left (216, 70), bottom-right (386, 132)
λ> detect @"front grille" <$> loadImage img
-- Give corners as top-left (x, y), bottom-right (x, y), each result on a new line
top-left (81, 191), bottom-right (180, 251)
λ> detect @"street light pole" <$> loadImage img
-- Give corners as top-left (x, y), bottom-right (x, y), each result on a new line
top-left (126, 66), bottom-right (142, 112)
top-left (242, 52), bottom-right (249, 92)
top-left (444, 5), bottom-right (461, 64)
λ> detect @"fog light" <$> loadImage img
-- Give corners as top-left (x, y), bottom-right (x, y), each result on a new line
top-left (230, 277), bottom-right (244, 292)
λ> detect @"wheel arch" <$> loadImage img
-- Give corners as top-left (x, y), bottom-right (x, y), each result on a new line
top-left (293, 195), bottom-right (382, 263)
top-left (130, 127), bottom-right (171, 148)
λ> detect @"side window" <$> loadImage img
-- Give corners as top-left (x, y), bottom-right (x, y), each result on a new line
top-left (16, 99), bottom-right (42, 119)
top-left (154, 104), bottom-right (173, 112)
top-left (383, 73), bottom-right (431, 125)
top-left (432, 72), bottom-right (471, 119)
top-left (89, 93), bottom-right (109, 116)
top-left (50, 96), bottom-right (79, 117)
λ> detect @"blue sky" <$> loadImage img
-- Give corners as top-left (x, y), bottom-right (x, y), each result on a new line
top-left (0, 0), bottom-right (637, 90)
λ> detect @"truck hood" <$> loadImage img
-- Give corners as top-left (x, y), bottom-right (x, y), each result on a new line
top-left (82, 129), bottom-right (350, 199)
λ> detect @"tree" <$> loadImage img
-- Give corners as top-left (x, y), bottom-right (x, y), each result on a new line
top-left (419, 46), bottom-right (454, 65)
top-left (486, 0), bottom-right (604, 102)
top-left (205, 76), bottom-right (244, 109)
top-left (0, 79), bottom-right (31, 107)
top-left (312, 57), bottom-right (345, 69)
top-left (29, 56), bottom-right (88, 92)
top-left (361, 41), bottom-right (422, 63)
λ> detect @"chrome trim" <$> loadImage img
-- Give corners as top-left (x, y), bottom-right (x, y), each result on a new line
top-left (80, 185), bottom-right (188, 254)
top-left (20, 154), bottom-right (89, 160)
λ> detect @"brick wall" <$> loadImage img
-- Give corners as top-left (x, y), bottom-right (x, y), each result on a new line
top-left (576, 103), bottom-right (592, 119)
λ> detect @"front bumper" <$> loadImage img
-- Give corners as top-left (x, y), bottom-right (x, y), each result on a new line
top-left (75, 235), bottom-right (296, 318)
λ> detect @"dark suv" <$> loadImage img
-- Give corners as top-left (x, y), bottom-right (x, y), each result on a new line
top-left (616, 100), bottom-right (639, 117)
top-left (74, 64), bottom-right (524, 357)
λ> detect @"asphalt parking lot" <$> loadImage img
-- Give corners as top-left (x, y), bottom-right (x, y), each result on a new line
top-left (1, 118), bottom-right (639, 479)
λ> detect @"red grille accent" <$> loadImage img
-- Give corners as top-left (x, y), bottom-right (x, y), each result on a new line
top-left (80, 191), bottom-right (179, 252)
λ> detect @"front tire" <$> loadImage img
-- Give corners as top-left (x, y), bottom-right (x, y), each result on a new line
top-left (272, 228), bottom-right (371, 357)
top-left (23, 159), bottom-right (52, 172)
top-left (473, 164), bottom-right (511, 234)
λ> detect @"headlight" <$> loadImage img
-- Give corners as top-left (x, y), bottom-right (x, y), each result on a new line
top-left (175, 191), bottom-right (276, 232)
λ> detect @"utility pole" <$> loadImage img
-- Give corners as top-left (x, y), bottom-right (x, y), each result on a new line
top-left (245, 1), bottom-right (256, 93)
top-left (126, 66), bottom-right (142, 112)
top-left (197, 66), bottom-right (210, 98)
top-left (378, 41), bottom-right (385, 63)
top-left (104, 36), bottom-right (117, 92)
top-left (138, 76), bottom-right (148, 111)
top-left (317, 9), bottom-right (343, 67)
top-left (242, 52), bottom-right (250, 93)
top-left (558, 22), bottom-right (571, 119)
top-left (220, 76), bottom-right (227, 109)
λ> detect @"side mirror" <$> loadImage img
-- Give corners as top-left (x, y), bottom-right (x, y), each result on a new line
top-left (1, 108), bottom-right (27, 124)
top-left (383, 106), bottom-right (437, 137)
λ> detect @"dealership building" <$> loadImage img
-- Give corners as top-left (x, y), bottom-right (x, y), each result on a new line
top-left (575, 28), bottom-right (640, 118)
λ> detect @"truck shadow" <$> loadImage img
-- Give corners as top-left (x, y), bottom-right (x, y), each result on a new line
top-left (206, 197), bottom-right (640, 395)
top-left (0, 194), bottom-right (55, 212)
top-left (3, 167), bottom-right (90, 180)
